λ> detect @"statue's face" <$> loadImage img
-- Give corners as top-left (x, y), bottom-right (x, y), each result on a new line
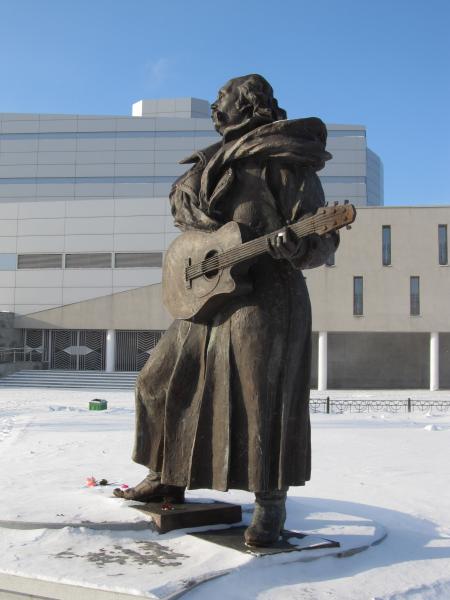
top-left (211, 79), bottom-right (245, 135)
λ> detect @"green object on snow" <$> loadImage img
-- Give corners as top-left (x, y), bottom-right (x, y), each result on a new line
top-left (89, 399), bottom-right (108, 411)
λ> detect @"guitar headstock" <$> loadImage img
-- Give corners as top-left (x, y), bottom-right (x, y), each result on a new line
top-left (313, 201), bottom-right (357, 235)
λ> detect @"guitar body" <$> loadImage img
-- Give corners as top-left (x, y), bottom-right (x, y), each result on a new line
top-left (163, 221), bottom-right (254, 322)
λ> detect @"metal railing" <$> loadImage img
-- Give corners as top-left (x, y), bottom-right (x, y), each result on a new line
top-left (0, 347), bottom-right (48, 364)
top-left (310, 397), bottom-right (450, 414)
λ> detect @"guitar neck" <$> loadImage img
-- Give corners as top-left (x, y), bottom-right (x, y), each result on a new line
top-left (185, 203), bottom-right (355, 281)
top-left (218, 218), bottom-right (318, 269)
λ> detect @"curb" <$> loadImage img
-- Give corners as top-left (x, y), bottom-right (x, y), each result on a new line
top-left (0, 521), bottom-right (152, 532)
top-left (0, 573), bottom-right (152, 600)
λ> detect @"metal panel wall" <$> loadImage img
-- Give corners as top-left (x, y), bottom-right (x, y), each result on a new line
top-left (115, 330), bottom-right (164, 371)
top-left (51, 330), bottom-right (77, 369)
top-left (50, 329), bottom-right (106, 370)
top-left (23, 329), bottom-right (50, 363)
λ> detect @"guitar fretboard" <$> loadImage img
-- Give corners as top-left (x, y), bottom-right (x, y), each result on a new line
top-left (185, 208), bottom-right (348, 281)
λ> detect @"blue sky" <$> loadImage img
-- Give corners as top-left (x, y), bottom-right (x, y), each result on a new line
top-left (0, 0), bottom-right (449, 205)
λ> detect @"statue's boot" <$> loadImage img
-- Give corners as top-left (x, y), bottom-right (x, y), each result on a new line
top-left (113, 470), bottom-right (185, 503)
top-left (244, 489), bottom-right (287, 547)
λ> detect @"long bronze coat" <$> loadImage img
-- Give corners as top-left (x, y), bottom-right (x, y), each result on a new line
top-left (133, 118), bottom-right (337, 492)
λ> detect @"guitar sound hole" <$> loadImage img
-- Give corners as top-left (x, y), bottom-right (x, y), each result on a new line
top-left (203, 249), bottom-right (219, 279)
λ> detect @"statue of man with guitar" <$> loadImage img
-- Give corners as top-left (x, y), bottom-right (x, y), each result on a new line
top-left (114, 74), bottom-right (355, 546)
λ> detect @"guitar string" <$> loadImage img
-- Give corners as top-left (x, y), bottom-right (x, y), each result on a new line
top-left (186, 211), bottom-right (350, 278)
top-left (210, 210), bottom-right (349, 268)
top-left (187, 221), bottom-right (328, 278)
top-left (196, 217), bottom-right (323, 272)
top-left (186, 209), bottom-right (352, 279)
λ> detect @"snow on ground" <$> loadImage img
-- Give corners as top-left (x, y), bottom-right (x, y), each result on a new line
top-left (0, 387), bottom-right (449, 599)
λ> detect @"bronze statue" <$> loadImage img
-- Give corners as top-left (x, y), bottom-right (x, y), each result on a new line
top-left (114, 74), bottom-right (339, 546)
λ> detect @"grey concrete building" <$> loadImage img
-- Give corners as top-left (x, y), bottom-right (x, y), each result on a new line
top-left (5, 98), bottom-right (446, 390)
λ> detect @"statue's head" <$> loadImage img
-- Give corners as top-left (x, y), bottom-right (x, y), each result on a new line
top-left (211, 74), bottom-right (287, 136)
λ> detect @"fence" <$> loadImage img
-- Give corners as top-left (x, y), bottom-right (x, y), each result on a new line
top-left (310, 397), bottom-right (450, 414)
top-left (0, 347), bottom-right (37, 364)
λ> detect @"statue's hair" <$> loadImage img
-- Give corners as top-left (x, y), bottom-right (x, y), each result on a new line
top-left (233, 74), bottom-right (287, 122)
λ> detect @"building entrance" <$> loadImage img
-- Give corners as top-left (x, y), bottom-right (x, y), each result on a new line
top-left (23, 329), bottom-right (106, 370)
top-left (50, 330), bottom-right (106, 370)
top-left (22, 329), bottom-right (164, 371)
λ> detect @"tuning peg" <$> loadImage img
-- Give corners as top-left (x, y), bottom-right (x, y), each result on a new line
top-left (334, 201), bottom-right (339, 206)
top-left (344, 199), bottom-right (349, 205)
top-left (346, 225), bottom-right (352, 230)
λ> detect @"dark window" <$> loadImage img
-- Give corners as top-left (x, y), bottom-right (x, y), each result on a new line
top-left (325, 252), bottom-right (335, 267)
top-left (114, 252), bottom-right (163, 268)
top-left (17, 253), bottom-right (62, 269)
top-left (438, 225), bottom-right (448, 265)
top-left (65, 253), bottom-right (111, 268)
top-left (410, 276), bottom-right (420, 315)
top-left (382, 225), bottom-right (391, 266)
top-left (353, 276), bottom-right (363, 315)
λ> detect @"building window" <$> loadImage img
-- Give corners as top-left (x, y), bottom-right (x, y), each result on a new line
top-left (438, 225), bottom-right (448, 265)
top-left (17, 253), bottom-right (62, 269)
top-left (353, 276), bottom-right (363, 315)
top-left (65, 253), bottom-right (112, 268)
top-left (325, 252), bottom-right (335, 267)
top-left (410, 276), bottom-right (420, 315)
top-left (382, 225), bottom-right (391, 266)
top-left (114, 252), bottom-right (163, 268)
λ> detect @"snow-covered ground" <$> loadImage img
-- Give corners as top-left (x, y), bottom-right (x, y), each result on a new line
top-left (0, 387), bottom-right (449, 599)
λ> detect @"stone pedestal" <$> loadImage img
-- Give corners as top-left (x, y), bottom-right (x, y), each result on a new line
top-left (191, 526), bottom-right (340, 556)
top-left (131, 501), bottom-right (242, 533)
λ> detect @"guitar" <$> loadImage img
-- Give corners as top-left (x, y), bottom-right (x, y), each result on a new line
top-left (162, 202), bottom-right (356, 321)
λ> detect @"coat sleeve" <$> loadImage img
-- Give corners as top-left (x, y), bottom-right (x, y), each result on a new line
top-left (267, 161), bottom-right (339, 270)
top-left (290, 229), bottom-right (339, 270)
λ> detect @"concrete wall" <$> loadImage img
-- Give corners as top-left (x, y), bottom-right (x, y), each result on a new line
top-left (440, 333), bottom-right (450, 389)
top-left (327, 332), bottom-right (430, 389)
top-left (132, 97), bottom-right (211, 119)
top-left (0, 312), bottom-right (21, 347)
top-left (307, 206), bottom-right (450, 333)
top-left (308, 331), bottom-right (439, 390)
top-left (14, 283), bottom-right (172, 330)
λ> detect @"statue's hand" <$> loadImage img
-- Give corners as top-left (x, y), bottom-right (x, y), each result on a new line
top-left (267, 227), bottom-right (308, 261)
